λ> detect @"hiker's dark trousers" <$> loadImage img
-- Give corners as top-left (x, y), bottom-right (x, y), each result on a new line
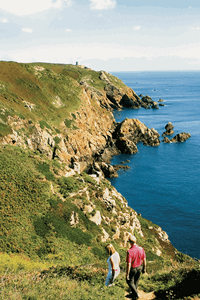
top-left (126, 265), bottom-right (143, 299)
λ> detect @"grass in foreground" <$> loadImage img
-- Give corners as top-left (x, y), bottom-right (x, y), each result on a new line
top-left (0, 263), bottom-right (125, 300)
top-left (1, 252), bottom-right (200, 300)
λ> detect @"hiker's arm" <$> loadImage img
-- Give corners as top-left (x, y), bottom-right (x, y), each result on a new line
top-left (126, 262), bottom-right (131, 280)
top-left (110, 257), bottom-right (115, 282)
top-left (143, 257), bottom-right (147, 274)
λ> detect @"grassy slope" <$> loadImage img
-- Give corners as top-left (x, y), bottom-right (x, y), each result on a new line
top-left (1, 145), bottom-right (199, 299)
top-left (0, 62), bottom-right (125, 137)
top-left (0, 62), bottom-right (200, 299)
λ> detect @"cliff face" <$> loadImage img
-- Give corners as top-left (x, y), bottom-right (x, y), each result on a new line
top-left (1, 63), bottom-right (198, 300)
top-left (0, 61), bottom-right (177, 265)
top-left (0, 63), bottom-right (116, 170)
top-left (0, 62), bottom-right (161, 177)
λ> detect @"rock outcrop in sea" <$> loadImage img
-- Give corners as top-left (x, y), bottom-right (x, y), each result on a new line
top-left (113, 118), bottom-right (160, 154)
top-left (162, 122), bottom-right (191, 144)
top-left (162, 122), bottom-right (175, 136)
top-left (170, 132), bottom-right (191, 143)
top-left (163, 136), bottom-right (171, 143)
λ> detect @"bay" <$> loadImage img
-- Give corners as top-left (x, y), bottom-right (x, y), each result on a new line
top-left (109, 71), bottom-right (200, 259)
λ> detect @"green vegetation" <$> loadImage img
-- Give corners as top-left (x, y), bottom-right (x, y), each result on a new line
top-left (0, 123), bottom-right (13, 137)
top-left (39, 121), bottom-right (52, 130)
top-left (64, 118), bottom-right (73, 128)
top-left (37, 162), bottom-right (55, 181)
top-left (53, 136), bottom-right (61, 145)
top-left (0, 61), bottom-right (82, 137)
top-left (140, 258), bottom-right (200, 299)
top-left (1, 145), bottom-right (199, 299)
top-left (0, 62), bottom-right (200, 299)
top-left (0, 263), bottom-right (125, 299)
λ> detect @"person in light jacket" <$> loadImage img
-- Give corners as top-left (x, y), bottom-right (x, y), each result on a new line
top-left (105, 244), bottom-right (120, 286)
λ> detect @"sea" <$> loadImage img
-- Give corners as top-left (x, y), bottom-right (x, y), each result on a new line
top-left (109, 71), bottom-right (200, 260)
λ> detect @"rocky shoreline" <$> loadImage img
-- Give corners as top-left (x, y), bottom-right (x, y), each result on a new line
top-left (0, 64), bottom-right (191, 179)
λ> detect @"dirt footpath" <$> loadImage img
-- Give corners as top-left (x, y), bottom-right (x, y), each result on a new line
top-left (125, 289), bottom-right (156, 300)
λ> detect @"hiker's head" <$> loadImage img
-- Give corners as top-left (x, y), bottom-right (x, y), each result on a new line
top-left (106, 244), bottom-right (115, 255)
top-left (128, 235), bottom-right (137, 245)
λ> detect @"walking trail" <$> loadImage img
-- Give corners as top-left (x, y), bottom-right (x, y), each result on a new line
top-left (125, 290), bottom-right (200, 300)
top-left (125, 289), bottom-right (156, 300)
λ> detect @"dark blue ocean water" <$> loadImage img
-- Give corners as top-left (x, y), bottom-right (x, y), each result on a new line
top-left (109, 71), bottom-right (200, 260)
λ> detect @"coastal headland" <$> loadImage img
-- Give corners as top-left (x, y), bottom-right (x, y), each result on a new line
top-left (0, 62), bottom-right (198, 299)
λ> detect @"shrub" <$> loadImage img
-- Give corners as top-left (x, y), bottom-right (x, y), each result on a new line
top-left (53, 136), bottom-right (61, 145)
top-left (0, 123), bottom-right (13, 137)
top-left (91, 245), bottom-right (107, 259)
top-left (57, 176), bottom-right (85, 196)
top-left (71, 113), bottom-right (76, 119)
top-left (37, 162), bottom-right (55, 181)
top-left (54, 128), bottom-right (61, 134)
top-left (81, 172), bottom-right (97, 185)
top-left (39, 120), bottom-right (52, 130)
top-left (64, 118), bottom-right (73, 128)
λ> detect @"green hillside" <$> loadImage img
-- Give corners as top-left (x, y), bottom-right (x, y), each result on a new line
top-left (0, 62), bottom-right (200, 300)
top-left (0, 61), bottom-right (125, 137)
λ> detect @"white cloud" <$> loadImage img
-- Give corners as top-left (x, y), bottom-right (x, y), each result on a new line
top-left (1, 18), bottom-right (9, 23)
top-left (22, 28), bottom-right (33, 33)
top-left (0, 0), bottom-right (72, 16)
top-left (90, 0), bottom-right (116, 10)
top-left (133, 26), bottom-right (141, 31)
top-left (66, 28), bottom-right (72, 32)
top-left (191, 27), bottom-right (200, 30)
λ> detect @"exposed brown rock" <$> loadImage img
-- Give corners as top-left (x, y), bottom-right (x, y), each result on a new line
top-left (170, 132), bottom-right (191, 143)
top-left (89, 210), bottom-right (102, 225)
top-left (113, 118), bottom-right (160, 154)
top-left (70, 211), bottom-right (79, 227)
top-left (162, 122), bottom-right (174, 136)
top-left (140, 95), bottom-right (159, 109)
top-left (163, 137), bottom-right (171, 143)
top-left (115, 137), bottom-right (138, 154)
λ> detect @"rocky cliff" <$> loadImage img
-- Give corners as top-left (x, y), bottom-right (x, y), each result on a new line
top-left (0, 62), bottom-right (162, 178)
top-left (1, 62), bottom-right (198, 300)
top-left (0, 62), bottom-right (175, 258)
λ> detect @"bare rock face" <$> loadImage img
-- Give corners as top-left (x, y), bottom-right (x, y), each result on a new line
top-left (99, 71), bottom-right (151, 110)
top-left (119, 94), bottom-right (140, 108)
top-left (102, 188), bottom-right (116, 212)
top-left (162, 122), bottom-right (174, 136)
top-left (170, 132), bottom-right (191, 143)
top-left (163, 137), bottom-right (171, 143)
top-left (115, 137), bottom-right (138, 154)
top-left (99, 162), bottom-right (118, 178)
top-left (140, 95), bottom-right (159, 109)
top-left (113, 118), bottom-right (160, 154)
top-left (104, 83), bottom-right (123, 108)
top-left (70, 211), bottom-right (79, 227)
top-left (89, 210), bottom-right (102, 225)
top-left (156, 227), bottom-right (170, 243)
top-left (100, 228), bottom-right (109, 242)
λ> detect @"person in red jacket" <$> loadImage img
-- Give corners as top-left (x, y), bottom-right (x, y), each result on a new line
top-left (126, 235), bottom-right (147, 300)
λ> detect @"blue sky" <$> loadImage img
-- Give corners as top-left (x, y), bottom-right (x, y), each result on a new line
top-left (1, 0), bottom-right (200, 71)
